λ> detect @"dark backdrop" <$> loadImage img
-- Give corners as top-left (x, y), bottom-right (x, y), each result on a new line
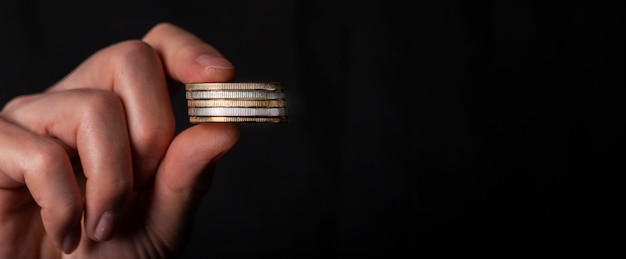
top-left (1, 1), bottom-right (625, 258)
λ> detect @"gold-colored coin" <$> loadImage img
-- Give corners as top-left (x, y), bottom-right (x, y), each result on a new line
top-left (186, 82), bottom-right (282, 91)
top-left (187, 99), bottom-right (286, 108)
top-left (189, 116), bottom-right (288, 123)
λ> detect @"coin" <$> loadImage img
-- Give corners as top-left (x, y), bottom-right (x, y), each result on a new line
top-left (186, 90), bottom-right (285, 100)
top-left (185, 82), bottom-right (289, 124)
top-left (189, 116), bottom-right (288, 123)
top-left (187, 99), bottom-right (286, 108)
top-left (186, 82), bottom-right (282, 91)
top-left (188, 107), bottom-right (287, 117)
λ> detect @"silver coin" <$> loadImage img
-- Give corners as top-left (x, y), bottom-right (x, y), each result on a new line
top-left (190, 116), bottom-right (288, 123)
top-left (186, 82), bottom-right (282, 91)
top-left (186, 90), bottom-right (285, 100)
top-left (187, 99), bottom-right (286, 108)
top-left (188, 107), bottom-right (287, 117)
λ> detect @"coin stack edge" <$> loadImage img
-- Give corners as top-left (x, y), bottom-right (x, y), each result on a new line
top-left (185, 82), bottom-right (288, 124)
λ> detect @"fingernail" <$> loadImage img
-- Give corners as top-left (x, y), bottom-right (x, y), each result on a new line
top-left (94, 211), bottom-right (117, 241)
top-left (196, 54), bottom-right (234, 69)
top-left (63, 223), bottom-right (81, 254)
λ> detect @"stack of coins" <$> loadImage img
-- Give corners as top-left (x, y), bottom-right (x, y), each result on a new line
top-left (185, 82), bottom-right (288, 123)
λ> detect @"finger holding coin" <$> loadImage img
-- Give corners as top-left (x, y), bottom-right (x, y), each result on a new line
top-left (44, 23), bottom-right (238, 188)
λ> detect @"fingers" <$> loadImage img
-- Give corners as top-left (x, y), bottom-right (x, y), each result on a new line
top-left (0, 22), bottom-right (239, 255)
top-left (142, 22), bottom-right (236, 84)
top-left (47, 22), bottom-right (236, 189)
top-left (49, 40), bottom-right (175, 187)
top-left (0, 117), bottom-right (82, 254)
top-left (148, 123), bottom-right (240, 247)
top-left (2, 89), bottom-right (133, 243)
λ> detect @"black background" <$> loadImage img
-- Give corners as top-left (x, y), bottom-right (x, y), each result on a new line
top-left (1, 0), bottom-right (625, 258)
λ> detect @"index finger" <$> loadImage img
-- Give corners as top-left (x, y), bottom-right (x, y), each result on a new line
top-left (142, 22), bottom-right (236, 84)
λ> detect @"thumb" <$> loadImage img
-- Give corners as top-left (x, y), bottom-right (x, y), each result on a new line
top-left (147, 122), bottom-right (240, 247)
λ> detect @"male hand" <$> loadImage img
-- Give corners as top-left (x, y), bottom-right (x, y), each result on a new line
top-left (0, 23), bottom-right (240, 258)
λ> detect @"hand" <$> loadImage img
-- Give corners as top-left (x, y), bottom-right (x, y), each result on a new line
top-left (0, 23), bottom-right (240, 258)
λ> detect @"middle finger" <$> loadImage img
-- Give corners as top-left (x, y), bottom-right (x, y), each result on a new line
top-left (47, 40), bottom-right (174, 187)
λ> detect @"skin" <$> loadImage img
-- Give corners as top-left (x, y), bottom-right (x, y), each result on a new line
top-left (0, 23), bottom-right (241, 258)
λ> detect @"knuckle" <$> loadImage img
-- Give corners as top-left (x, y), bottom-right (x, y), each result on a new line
top-left (1, 93), bottom-right (40, 112)
top-left (112, 40), bottom-right (160, 66)
top-left (26, 140), bottom-right (69, 175)
top-left (73, 89), bottom-right (123, 120)
top-left (109, 40), bottom-right (163, 81)
top-left (79, 89), bottom-right (120, 108)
